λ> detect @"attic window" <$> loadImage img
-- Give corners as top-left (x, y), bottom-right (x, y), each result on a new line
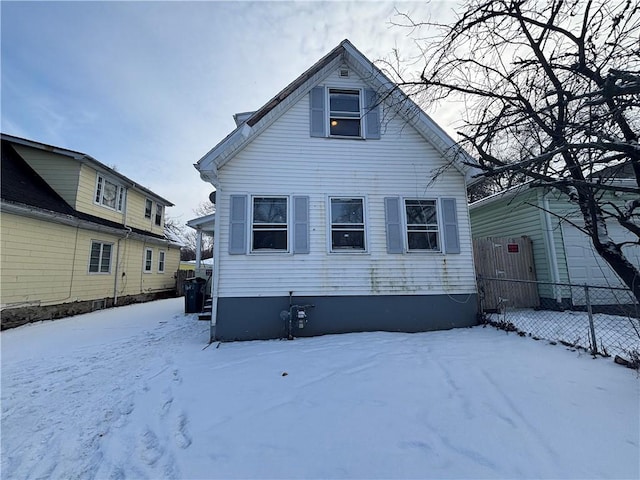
top-left (339, 68), bottom-right (350, 77)
top-left (155, 204), bottom-right (163, 226)
top-left (95, 174), bottom-right (125, 212)
top-left (329, 89), bottom-right (361, 137)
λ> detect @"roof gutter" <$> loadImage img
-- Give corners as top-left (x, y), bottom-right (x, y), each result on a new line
top-left (1, 200), bottom-right (178, 248)
top-left (2, 134), bottom-right (174, 206)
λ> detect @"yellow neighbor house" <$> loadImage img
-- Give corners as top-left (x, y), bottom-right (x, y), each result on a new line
top-left (1, 134), bottom-right (181, 329)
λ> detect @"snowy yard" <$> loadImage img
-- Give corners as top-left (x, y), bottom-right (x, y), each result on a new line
top-left (487, 308), bottom-right (640, 358)
top-left (2, 298), bottom-right (638, 479)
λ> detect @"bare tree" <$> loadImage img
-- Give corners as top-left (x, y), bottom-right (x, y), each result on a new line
top-left (193, 200), bottom-right (215, 217)
top-left (388, 0), bottom-right (640, 301)
top-left (165, 200), bottom-right (216, 261)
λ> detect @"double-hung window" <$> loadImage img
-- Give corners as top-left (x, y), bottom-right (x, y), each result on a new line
top-left (95, 174), bottom-right (125, 211)
top-left (252, 197), bottom-right (288, 252)
top-left (89, 241), bottom-right (112, 273)
top-left (405, 199), bottom-right (440, 251)
top-left (330, 197), bottom-right (366, 251)
top-left (145, 199), bottom-right (153, 219)
top-left (329, 89), bottom-right (361, 137)
top-left (158, 251), bottom-right (165, 273)
top-left (155, 204), bottom-right (163, 226)
top-left (144, 248), bottom-right (153, 273)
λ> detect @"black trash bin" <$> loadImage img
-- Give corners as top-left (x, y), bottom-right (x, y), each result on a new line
top-left (184, 277), bottom-right (206, 313)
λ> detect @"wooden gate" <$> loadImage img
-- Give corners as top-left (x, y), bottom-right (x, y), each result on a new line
top-left (473, 236), bottom-right (539, 310)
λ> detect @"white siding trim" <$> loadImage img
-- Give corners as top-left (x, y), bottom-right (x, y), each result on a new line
top-left (213, 68), bottom-right (476, 299)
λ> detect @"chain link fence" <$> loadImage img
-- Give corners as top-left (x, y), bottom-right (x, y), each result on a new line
top-left (477, 277), bottom-right (640, 359)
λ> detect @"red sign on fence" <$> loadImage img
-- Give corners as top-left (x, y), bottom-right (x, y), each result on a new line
top-left (507, 244), bottom-right (519, 253)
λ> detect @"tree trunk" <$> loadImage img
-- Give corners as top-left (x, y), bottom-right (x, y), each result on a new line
top-left (590, 236), bottom-right (640, 305)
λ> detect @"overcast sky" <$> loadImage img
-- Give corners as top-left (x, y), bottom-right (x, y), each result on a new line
top-left (1, 1), bottom-right (460, 224)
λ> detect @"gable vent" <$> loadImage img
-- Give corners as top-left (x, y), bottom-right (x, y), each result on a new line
top-left (339, 68), bottom-right (350, 78)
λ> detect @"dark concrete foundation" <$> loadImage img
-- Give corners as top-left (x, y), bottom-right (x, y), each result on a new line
top-left (215, 293), bottom-right (479, 341)
top-left (1, 290), bottom-right (177, 330)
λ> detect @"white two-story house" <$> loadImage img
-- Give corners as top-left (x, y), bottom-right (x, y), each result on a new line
top-left (195, 39), bottom-right (479, 341)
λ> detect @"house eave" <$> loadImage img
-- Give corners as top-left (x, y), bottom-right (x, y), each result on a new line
top-left (340, 40), bottom-right (482, 184)
top-left (469, 176), bottom-right (639, 210)
top-left (186, 213), bottom-right (215, 232)
top-left (1, 200), bottom-right (176, 247)
top-left (193, 39), bottom-right (482, 186)
top-left (469, 183), bottom-right (536, 210)
top-left (195, 53), bottom-right (344, 177)
top-left (1, 133), bottom-right (175, 207)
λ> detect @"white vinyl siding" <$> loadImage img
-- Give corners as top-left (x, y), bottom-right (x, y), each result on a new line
top-left (214, 67), bottom-right (475, 298)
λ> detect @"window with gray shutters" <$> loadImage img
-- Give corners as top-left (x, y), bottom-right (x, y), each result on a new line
top-left (330, 197), bottom-right (366, 251)
top-left (329, 89), bottom-right (361, 137)
top-left (252, 197), bottom-right (288, 251)
top-left (405, 199), bottom-right (440, 251)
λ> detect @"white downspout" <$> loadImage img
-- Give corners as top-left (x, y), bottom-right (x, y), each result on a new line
top-left (113, 227), bottom-right (132, 305)
top-left (195, 228), bottom-right (203, 269)
top-left (114, 188), bottom-right (131, 305)
top-left (541, 191), bottom-right (562, 303)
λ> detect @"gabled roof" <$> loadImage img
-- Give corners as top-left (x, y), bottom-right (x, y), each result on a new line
top-left (1, 140), bottom-right (76, 216)
top-left (468, 182), bottom-right (536, 210)
top-left (1, 139), bottom-right (172, 243)
top-left (2, 133), bottom-right (174, 206)
top-left (195, 39), bottom-right (481, 185)
top-left (186, 213), bottom-right (215, 232)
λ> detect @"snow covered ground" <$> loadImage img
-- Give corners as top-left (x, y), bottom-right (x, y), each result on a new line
top-left (2, 298), bottom-right (639, 479)
top-left (487, 308), bottom-right (640, 357)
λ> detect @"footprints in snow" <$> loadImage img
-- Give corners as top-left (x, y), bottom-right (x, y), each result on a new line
top-left (174, 414), bottom-right (192, 449)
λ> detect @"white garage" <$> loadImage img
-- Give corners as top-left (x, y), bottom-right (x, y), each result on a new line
top-left (561, 219), bottom-right (639, 305)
